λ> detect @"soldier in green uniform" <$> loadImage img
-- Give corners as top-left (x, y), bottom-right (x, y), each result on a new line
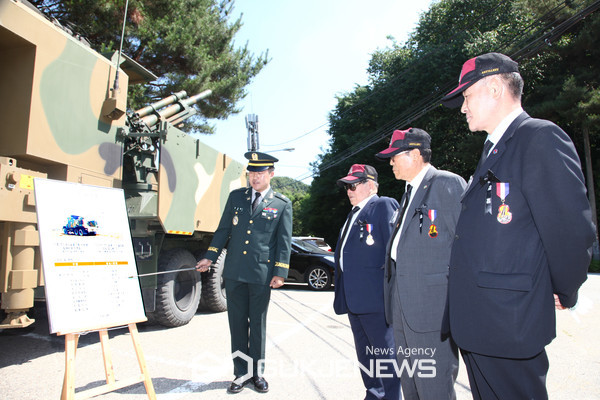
top-left (196, 151), bottom-right (292, 394)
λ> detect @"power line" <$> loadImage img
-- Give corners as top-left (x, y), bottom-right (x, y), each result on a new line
top-left (295, 0), bottom-right (599, 182)
top-left (267, 3), bottom-right (508, 150)
top-left (262, 121), bottom-right (329, 147)
top-left (283, 0), bottom-right (513, 171)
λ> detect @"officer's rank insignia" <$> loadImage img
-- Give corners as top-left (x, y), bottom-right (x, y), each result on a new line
top-left (428, 209), bottom-right (438, 238)
top-left (496, 182), bottom-right (512, 224)
top-left (365, 224), bottom-right (374, 245)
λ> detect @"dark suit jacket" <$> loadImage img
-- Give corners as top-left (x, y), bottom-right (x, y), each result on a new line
top-left (448, 112), bottom-right (595, 359)
top-left (205, 187), bottom-right (293, 285)
top-left (333, 195), bottom-right (399, 315)
top-left (383, 166), bottom-right (466, 332)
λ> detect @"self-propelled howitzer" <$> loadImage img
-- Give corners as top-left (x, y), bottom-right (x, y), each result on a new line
top-left (0, 0), bottom-right (245, 329)
top-left (120, 89), bottom-right (246, 326)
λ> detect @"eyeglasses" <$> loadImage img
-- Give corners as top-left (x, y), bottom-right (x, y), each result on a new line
top-left (344, 181), bottom-right (365, 191)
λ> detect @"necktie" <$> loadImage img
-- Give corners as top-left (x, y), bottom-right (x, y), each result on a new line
top-left (477, 140), bottom-right (493, 168)
top-left (252, 192), bottom-right (261, 213)
top-left (387, 184), bottom-right (412, 281)
top-left (397, 184), bottom-right (413, 229)
top-left (335, 206), bottom-right (360, 268)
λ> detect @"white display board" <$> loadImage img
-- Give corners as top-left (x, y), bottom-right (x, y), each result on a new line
top-left (34, 179), bottom-right (146, 334)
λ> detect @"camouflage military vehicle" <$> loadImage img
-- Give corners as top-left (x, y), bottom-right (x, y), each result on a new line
top-left (0, 0), bottom-right (246, 328)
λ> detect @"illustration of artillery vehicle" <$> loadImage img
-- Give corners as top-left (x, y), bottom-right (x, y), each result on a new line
top-left (62, 215), bottom-right (98, 236)
top-left (0, 0), bottom-right (245, 328)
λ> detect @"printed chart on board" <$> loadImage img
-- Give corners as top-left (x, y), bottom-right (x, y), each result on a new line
top-left (34, 178), bottom-right (146, 334)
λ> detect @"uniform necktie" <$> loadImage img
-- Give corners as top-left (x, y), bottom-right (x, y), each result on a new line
top-left (252, 192), bottom-right (261, 213)
top-left (335, 206), bottom-right (360, 268)
top-left (387, 184), bottom-right (412, 281)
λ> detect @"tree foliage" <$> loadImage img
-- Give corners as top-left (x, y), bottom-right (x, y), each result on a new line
top-left (305, 0), bottom-right (600, 247)
top-left (30, 0), bottom-right (268, 134)
top-left (271, 176), bottom-right (310, 236)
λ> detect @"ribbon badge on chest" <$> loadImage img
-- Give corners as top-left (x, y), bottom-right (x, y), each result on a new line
top-left (428, 209), bottom-right (438, 238)
top-left (496, 182), bottom-right (512, 224)
top-left (365, 224), bottom-right (374, 245)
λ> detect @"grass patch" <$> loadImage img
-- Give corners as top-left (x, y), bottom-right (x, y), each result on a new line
top-left (590, 259), bottom-right (600, 273)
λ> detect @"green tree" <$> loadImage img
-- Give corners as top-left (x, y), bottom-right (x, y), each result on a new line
top-left (305, 0), bottom-right (600, 246)
top-left (271, 176), bottom-right (309, 236)
top-left (31, 0), bottom-right (268, 134)
top-left (307, 0), bottom-right (522, 245)
top-left (519, 1), bottom-right (600, 254)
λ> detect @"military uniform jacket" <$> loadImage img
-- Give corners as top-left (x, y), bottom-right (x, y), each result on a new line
top-left (448, 112), bottom-right (595, 359)
top-left (205, 187), bottom-right (293, 285)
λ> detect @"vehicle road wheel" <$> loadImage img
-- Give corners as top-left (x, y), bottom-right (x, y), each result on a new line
top-left (305, 265), bottom-right (332, 291)
top-left (198, 249), bottom-right (227, 312)
top-left (77, 228), bottom-right (84, 236)
top-left (154, 248), bottom-right (201, 327)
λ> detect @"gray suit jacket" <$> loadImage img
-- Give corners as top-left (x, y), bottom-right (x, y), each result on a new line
top-left (384, 166), bottom-right (466, 333)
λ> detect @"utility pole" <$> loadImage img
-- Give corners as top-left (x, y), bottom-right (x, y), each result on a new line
top-left (245, 114), bottom-right (259, 151)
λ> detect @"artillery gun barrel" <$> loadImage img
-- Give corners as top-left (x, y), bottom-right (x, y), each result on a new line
top-left (140, 89), bottom-right (212, 128)
top-left (134, 90), bottom-right (187, 119)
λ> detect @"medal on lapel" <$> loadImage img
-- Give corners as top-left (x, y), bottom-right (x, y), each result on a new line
top-left (365, 224), bottom-right (374, 245)
top-left (232, 208), bottom-right (242, 225)
top-left (428, 209), bottom-right (438, 238)
top-left (496, 182), bottom-right (512, 224)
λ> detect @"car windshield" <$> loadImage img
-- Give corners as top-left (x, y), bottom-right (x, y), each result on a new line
top-left (292, 238), bottom-right (326, 253)
top-left (292, 239), bottom-right (323, 253)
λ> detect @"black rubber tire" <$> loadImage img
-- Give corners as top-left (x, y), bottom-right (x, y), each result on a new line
top-left (154, 248), bottom-right (201, 327)
top-left (305, 265), bottom-right (332, 291)
top-left (198, 249), bottom-right (227, 312)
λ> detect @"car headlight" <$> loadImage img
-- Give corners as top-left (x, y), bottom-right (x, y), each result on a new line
top-left (324, 255), bottom-right (334, 263)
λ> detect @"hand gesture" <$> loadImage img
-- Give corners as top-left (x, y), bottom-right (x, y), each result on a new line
top-left (196, 258), bottom-right (212, 273)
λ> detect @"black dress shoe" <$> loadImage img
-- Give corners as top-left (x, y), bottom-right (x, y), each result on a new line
top-left (227, 377), bottom-right (249, 394)
top-left (251, 376), bottom-right (269, 393)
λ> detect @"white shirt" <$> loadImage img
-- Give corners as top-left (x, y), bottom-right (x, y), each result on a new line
top-left (251, 186), bottom-right (270, 212)
top-left (486, 107), bottom-right (523, 155)
top-left (340, 193), bottom-right (376, 271)
top-left (390, 164), bottom-right (431, 261)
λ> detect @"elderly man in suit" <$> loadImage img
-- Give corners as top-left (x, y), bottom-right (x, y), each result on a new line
top-left (441, 52), bottom-right (596, 399)
top-left (375, 128), bottom-right (466, 399)
top-left (333, 164), bottom-right (401, 400)
top-left (196, 151), bottom-right (292, 394)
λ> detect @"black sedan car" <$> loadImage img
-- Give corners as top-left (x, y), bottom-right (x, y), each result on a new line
top-left (286, 237), bottom-right (335, 291)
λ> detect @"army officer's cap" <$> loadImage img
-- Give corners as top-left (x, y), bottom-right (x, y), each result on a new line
top-left (245, 151), bottom-right (279, 172)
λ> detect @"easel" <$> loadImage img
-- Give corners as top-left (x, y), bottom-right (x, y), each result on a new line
top-left (60, 322), bottom-right (156, 400)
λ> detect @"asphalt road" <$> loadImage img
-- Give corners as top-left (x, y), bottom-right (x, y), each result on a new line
top-left (1, 275), bottom-right (599, 399)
